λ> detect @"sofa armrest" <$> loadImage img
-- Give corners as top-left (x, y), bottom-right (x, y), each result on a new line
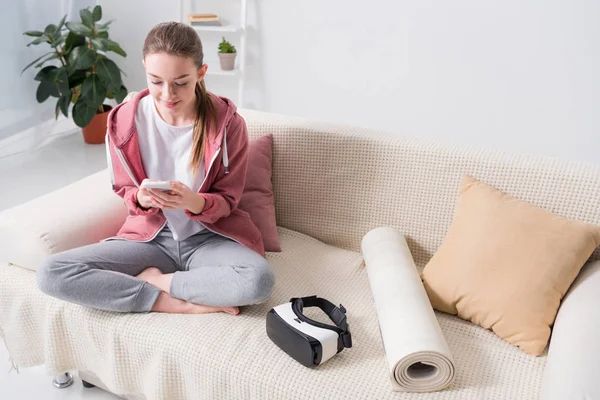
top-left (540, 260), bottom-right (600, 400)
top-left (0, 169), bottom-right (127, 272)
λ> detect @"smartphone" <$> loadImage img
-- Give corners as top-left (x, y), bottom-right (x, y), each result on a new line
top-left (140, 180), bottom-right (172, 191)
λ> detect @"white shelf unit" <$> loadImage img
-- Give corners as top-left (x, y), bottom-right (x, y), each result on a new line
top-left (193, 24), bottom-right (243, 33)
top-left (204, 66), bottom-right (239, 77)
top-left (180, 0), bottom-right (248, 107)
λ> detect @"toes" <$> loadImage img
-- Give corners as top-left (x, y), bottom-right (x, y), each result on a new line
top-left (137, 267), bottom-right (162, 280)
top-left (147, 267), bottom-right (162, 275)
top-left (227, 307), bottom-right (240, 316)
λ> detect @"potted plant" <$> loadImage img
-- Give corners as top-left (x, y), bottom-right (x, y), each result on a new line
top-left (22, 5), bottom-right (128, 144)
top-left (217, 37), bottom-right (237, 71)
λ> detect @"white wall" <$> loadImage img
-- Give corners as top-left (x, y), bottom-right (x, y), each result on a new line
top-left (100, 0), bottom-right (599, 165)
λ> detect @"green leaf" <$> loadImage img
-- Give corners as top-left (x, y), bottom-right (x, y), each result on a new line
top-left (56, 15), bottom-right (67, 31)
top-left (96, 58), bottom-right (122, 89)
top-left (81, 74), bottom-right (107, 106)
top-left (92, 5), bottom-right (102, 22)
top-left (97, 31), bottom-right (109, 39)
top-left (106, 40), bottom-right (127, 57)
top-left (91, 38), bottom-right (107, 51)
top-left (69, 46), bottom-right (97, 70)
top-left (99, 38), bottom-right (111, 49)
top-left (66, 22), bottom-right (93, 37)
top-left (64, 32), bottom-right (86, 54)
top-left (24, 30), bottom-right (44, 37)
top-left (48, 82), bottom-right (60, 98)
top-left (44, 24), bottom-right (58, 36)
top-left (49, 67), bottom-right (70, 96)
top-left (34, 66), bottom-right (57, 81)
top-left (27, 36), bottom-right (49, 46)
top-left (68, 70), bottom-right (87, 88)
top-left (114, 85), bottom-right (128, 104)
top-left (72, 99), bottom-right (98, 127)
top-left (36, 79), bottom-right (60, 101)
top-left (36, 81), bottom-right (53, 103)
top-left (97, 20), bottom-right (113, 31)
top-left (56, 92), bottom-right (72, 118)
top-left (50, 36), bottom-right (65, 49)
top-left (218, 37), bottom-right (236, 53)
top-left (21, 52), bottom-right (54, 74)
top-left (80, 9), bottom-right (94, 29)
top-left (34, 53), bottom-right (59, 69)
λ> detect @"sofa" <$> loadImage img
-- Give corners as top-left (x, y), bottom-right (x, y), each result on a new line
top-left (1, 109), bottom-right (599, 400)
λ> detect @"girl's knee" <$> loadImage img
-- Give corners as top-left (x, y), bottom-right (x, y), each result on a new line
top-left (36, 255), bottom-right (66, 296)
top-left (248, 260), bottom-right (275, 304)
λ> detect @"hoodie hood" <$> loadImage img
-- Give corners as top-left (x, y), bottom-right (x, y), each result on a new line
top-left (107, 88), bottom-right (237, 149)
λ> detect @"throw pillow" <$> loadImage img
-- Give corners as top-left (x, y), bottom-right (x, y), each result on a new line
top-left (421, 175), bottom-right (600, 356)
top-left (238, 134), bottom-right (282, 252)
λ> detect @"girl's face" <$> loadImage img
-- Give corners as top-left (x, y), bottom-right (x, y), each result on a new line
top-left (143, 52), bottom-right (207, 120)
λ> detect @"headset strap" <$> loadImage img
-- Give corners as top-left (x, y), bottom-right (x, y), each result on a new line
top-left (290, 295), bottom-right (352, 348)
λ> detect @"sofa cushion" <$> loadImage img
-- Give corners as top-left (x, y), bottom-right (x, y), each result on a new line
top-left (0, 170), bottom-right (126, 271)
top-left (239, 134), bottom-right (281, 252)
top-left (1, 227), bottom-right (548, 399)
top-left (421, 175), bottom-right (600, 356)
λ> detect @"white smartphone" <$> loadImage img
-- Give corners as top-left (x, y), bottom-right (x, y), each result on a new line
top-left (140, 180), bottom-right (172, 191)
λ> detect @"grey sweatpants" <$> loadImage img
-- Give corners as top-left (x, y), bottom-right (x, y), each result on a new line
top-left (36, 226), bottom-right (275, 313)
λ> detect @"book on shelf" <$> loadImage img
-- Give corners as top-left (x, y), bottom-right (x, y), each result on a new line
top-left (190, 17), bottom-right (220, 22)
top-left (188, 13), bottom-right (220, 22)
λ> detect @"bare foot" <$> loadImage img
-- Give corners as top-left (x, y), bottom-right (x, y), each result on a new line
top-left (151, 292), bottom-right (240, 316)
top-left (192, 304), bottom-right (240, 316)
top-left (136, 267), bottom-right (173, 293)
top-left (136, 266), bottom-right (163, 282)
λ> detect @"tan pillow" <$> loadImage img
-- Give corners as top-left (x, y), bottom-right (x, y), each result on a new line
top-left (421, 175), bottom-right (600, 356)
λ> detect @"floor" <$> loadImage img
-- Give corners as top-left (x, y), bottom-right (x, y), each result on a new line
top-left (0, 341), bottom-right (120, 400)
top-left (0, 132), bottom-right (119, 399)
top-left (0, 130), bottom-right (107, 212)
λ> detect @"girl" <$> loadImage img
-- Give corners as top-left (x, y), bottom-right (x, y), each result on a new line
top-left (37, 22), bottom-right (275, 316)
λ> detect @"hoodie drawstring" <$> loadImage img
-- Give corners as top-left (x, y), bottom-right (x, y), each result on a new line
top-left (222, 126), bottom-right (229, 174)
top-left (105, 134), bottom-right (115, 190)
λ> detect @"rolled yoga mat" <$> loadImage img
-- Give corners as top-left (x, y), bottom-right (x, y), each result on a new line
top-left (362, 227), bottom-right (455, 392)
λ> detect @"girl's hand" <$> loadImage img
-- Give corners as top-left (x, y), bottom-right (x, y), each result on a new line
top-left (149, 181), bottom-right (206, 213)
top-left (136, 187), bottom-right (161, 209)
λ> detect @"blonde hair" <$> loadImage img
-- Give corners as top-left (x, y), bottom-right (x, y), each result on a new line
top-left (143, 22), bottom-right (216, 173)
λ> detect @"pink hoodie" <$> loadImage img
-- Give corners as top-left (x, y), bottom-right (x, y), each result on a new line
top-left (105, 89), bottom-right (265, 256)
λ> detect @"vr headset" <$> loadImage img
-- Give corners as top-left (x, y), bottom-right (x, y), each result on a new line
top-left (266, 295), bottom-right (352, 368)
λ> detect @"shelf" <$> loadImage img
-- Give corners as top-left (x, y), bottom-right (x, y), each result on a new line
top-left (206, 68), bottom-right (240, 77)
top-left (192, 24), bottom-right (243, 33)
top-left (205, 59), bottom-right (241, 77)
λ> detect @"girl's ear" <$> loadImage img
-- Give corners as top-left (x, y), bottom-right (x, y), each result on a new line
top-left (198, 64), bottom-right (208, 82)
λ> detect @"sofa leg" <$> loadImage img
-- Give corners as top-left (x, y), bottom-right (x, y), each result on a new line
top-left (52, 372), bottom-right (74, 389)
top-left (82, 379), bottom-right (96, 388)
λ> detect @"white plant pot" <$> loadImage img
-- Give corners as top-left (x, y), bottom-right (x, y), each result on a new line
top-left (218, 53), bottom-right (237, 71)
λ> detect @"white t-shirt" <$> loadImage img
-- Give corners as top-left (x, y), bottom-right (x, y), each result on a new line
top-left (135, 95), bottom-right (206, 241)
